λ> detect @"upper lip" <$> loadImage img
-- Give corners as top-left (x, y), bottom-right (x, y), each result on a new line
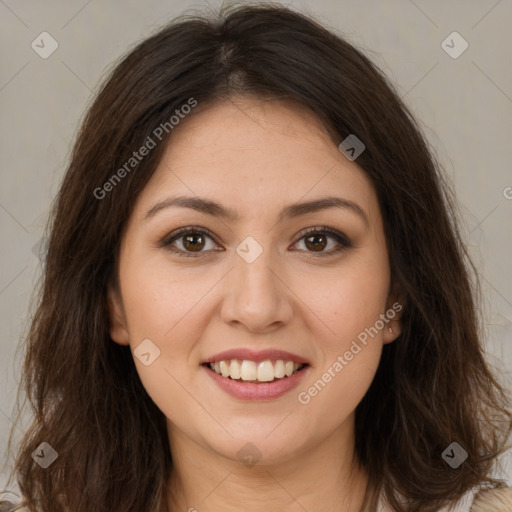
top-left (203, 348), bottom-right (310, 365)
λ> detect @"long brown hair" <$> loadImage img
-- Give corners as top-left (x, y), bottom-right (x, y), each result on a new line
top-left (3, 3), bottom-right (511, 511)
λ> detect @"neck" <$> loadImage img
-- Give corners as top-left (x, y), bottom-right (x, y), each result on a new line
top-left (165, 416), bottom-right (370, 512)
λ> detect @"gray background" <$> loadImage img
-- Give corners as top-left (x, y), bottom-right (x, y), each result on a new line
top-left (1, 0), bottom-right (511, 493)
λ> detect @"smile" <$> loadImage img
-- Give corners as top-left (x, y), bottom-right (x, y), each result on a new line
top-left (201, 348), bottom-right (310, 400)
top-left (207, 359), bottom-right (306, 382)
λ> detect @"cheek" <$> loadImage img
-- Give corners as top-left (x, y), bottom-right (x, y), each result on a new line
top-left (299, 346), bottom-right (382, 425)
top-left (117, 257), bottom-right (215, 425)
top-left (297, 269), bottom-right (386, 419)
top-left (304, 253), bottom-right (390, 348)
top-left (295, 248), bottom-right (389, 408)
top-left (119, 253), bottom-right (217, 342)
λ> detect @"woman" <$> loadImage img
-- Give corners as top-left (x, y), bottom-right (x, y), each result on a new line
top-left (2, 3), bottom-right (511, 511)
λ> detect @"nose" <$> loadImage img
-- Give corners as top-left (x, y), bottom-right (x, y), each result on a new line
top-left (220, 240), bottom-right (294, 334)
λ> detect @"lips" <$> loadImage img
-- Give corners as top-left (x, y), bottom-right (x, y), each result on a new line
top-left (202, 348), bottom-right (310, 365)
top-left (201, 348), bottom-right (310, 400)
top-left (208, 359), bottom-right (305, 382)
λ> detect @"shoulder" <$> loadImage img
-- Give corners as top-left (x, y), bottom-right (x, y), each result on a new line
top-left (440, 483), bottom-right (512, 512)
top-left (470, 486), bottom-right (512, 512)
top-left (0, 503), bottom-right (29, 512)
top-left (376, 483), bottom-right (512, 512)
top-left (0, 493), bottom-right (29, 512)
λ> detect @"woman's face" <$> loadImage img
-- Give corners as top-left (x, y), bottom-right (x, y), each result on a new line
top-left (108, 97), bottom-right (402, 466)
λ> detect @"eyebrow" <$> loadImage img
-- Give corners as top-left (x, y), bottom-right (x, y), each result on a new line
top-left (144, 195), bottom-right (369, 226)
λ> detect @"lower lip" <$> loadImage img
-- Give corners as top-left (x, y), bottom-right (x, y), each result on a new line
top-left (202, 364), bottom-right (309, 400)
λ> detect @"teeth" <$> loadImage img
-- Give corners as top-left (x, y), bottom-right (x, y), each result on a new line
top-left (240, 360), bottom-right (257, 381)
top-left (208, 359), bottom-right (304, 382)
top-left (220, 360), bottom-right (230, 378)
top-left (274, 360), bottom-right (285, 378)
top-left (257, 360), bottom-right (274, 382)
top-left (230, 359), bottom-right (241, 379)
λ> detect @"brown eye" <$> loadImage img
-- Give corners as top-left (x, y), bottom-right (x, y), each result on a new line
top-left (182, 232), bottom-right (206, 252)
top-left (304, 233), bottom-right (328, 252)
top-left (160, 225), bottom-right (351, 259)
top-left (161, 227), bottom-right (219, 257)
top-left (293, 227), bottom-right (352, 257)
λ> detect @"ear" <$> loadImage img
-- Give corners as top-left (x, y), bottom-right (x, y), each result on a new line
top-left (107, 284), bottom-right (130, 346)
top-left (382, 286), bottom-right (405, 345)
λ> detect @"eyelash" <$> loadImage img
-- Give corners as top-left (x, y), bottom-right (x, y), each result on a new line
top-left (159, 225), bottom-right (352, 258)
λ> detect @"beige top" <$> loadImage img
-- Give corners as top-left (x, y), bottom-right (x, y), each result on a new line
top-left (2, 485), bottom-right (512, 511)
top-left (376, 483), bottom-right (512, 512)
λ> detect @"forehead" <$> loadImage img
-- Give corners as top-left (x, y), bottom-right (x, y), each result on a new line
top-left (134, 97), bottom-right (380, 226)
top-left (160, 97), bottom-right (340, 166)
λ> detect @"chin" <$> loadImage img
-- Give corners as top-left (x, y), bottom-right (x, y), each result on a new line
top-left (205, 428), bottom-right (307, 467)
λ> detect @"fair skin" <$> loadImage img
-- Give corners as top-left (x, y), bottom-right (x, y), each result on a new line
top-left (108, 97), bottom-right (402, 512)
